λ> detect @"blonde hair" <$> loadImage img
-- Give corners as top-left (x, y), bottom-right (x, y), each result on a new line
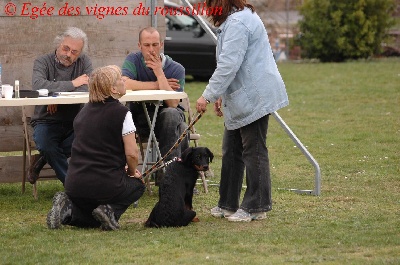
top-left (89, 65), bottom-right (122, 103)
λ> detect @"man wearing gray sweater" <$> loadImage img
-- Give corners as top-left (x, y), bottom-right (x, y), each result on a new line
top-left (28, 27), bottom-right (93, 185)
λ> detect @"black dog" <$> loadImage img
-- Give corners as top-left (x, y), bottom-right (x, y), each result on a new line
top-left (145, 147), bottom-right (214, 228)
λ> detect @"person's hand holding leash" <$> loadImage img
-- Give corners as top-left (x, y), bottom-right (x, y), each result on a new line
top-left (130, 169), bottom-right (144, 183)
top-left (196, 96), bottom-right (208, 113)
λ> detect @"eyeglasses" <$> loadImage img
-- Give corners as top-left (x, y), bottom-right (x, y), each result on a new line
top-left (60, 44), bottom-right (81, 55)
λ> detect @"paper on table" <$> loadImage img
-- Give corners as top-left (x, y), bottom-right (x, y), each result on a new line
top-left (53, 92), bottom-right (89, 96)
top-left (37, 89), bottom-right (48, 97)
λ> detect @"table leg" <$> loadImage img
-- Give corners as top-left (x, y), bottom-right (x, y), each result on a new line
top-left (141, 101), bottom-right (163, 175)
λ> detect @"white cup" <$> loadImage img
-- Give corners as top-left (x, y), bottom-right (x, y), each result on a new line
top-left (2, 85), bottom-right (13, 99)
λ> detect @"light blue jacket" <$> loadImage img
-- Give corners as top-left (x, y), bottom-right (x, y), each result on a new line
top-left (202, 8), bottom-right (289, 130)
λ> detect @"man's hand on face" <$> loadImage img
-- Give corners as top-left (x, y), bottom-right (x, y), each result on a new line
top-left (145, 51), bottom-right (163, 76)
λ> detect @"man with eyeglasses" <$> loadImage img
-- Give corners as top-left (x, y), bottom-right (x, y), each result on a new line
top-left (29, 27), bottom-right (93, 186)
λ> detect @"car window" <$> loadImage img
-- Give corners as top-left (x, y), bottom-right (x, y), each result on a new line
top-left (166, 13), bottom-right (198, 31)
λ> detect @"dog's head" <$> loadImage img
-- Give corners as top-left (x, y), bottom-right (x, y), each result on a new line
top-left (181, 147), bottom-right (214, 171)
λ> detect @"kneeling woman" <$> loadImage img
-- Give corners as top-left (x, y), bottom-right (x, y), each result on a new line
top-left (47, 65), bottom-right (145, 230)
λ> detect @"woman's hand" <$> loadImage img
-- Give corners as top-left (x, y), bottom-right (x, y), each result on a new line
top-left (213, 98), bottom-right (223, 117)
top-left (131, 169), bottom-right (144, 183)
top-left (134, 169), bottom-right (141, 178)
top-left (196, 96), bottom-right (208, 113)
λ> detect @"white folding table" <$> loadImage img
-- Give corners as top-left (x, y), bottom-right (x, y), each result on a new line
top-left (0, 90), bottom-right (188, 176)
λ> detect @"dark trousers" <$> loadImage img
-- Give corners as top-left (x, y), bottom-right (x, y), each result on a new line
top-left (218, 115), bottom-right (272, 213)
top-left (67, 177), bottom-right (145, 228)
top-left (154, 107), bottom-right (189, 160)
top-left (131, 102), bottom-right (189, 161)
top-left (33, 122), bottom-right (74, 184)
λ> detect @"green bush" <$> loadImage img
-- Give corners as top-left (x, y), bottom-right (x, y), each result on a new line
top-left (298, 0), bottom-right (396, 62)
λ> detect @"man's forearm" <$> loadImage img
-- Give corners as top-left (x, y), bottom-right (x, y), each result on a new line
top-left (154, 73), bottom-right (174, 91)
top-left (124, 78), bottom-right (158, 91)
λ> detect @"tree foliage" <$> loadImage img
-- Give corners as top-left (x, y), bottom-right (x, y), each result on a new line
top-left (298, 0), bottom-right (396, 62)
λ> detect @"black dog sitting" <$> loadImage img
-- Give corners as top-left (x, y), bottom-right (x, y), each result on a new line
top-left (145, 147), bottom-right (214, 228)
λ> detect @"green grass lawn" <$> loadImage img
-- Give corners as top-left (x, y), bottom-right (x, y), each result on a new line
top-left (1, 58), bottom-right (399, 264)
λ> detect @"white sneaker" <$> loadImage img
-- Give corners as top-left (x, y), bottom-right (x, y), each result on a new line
top-left (210, 206), bottom-right (235, 218)
top-left (227, 209), bottom-right (267, 222)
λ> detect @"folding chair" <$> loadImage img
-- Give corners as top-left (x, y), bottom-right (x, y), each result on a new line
top-left (181, 97), bottom-right (208, 193)
top-left (21, 105), bottom-right (57, 199)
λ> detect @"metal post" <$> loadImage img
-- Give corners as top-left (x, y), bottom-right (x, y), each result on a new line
top-left (271, 112), bottom-right (321, 196)
top-left (147, 0), bottom-right (157, 28)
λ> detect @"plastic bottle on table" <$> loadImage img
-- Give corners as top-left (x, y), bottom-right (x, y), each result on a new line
top-left (15, 80), bottom-right (20, 98)
top-left (0, 63), bottom-right (2, 97)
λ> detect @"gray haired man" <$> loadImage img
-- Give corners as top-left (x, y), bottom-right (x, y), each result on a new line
top-left (29, 27), bottom-right (93, 185)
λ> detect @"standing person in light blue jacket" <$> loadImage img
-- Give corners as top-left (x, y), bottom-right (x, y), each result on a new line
top-left (196, 0), bottom-right (289, 222)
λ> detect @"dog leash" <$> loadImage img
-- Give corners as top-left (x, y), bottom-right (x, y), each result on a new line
top-left (153, 156), bottom-right (181, 171)
top-left (141, 110), bottom-right (204, 178)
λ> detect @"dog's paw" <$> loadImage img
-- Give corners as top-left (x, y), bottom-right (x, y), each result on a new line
top-left (192, 216), bottom-right (200, 222)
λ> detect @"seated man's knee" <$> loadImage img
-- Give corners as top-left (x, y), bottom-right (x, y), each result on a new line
top-left (158, 108), bottom-right (184, 125)
top-left (158, 107), bottom-right (180, 119)
top-left (36, 143), bottom-right (58, 155)
top-left (34, 135), bottom-right (58, 154)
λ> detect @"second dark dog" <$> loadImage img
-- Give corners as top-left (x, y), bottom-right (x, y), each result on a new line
top-left (145, 147), bottom-right (214, 228)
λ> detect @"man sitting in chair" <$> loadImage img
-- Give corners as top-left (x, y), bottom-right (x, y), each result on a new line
top-left (29, 27), bottom-right (93, 185)
top-left (121, 27), bottom-right (189, 175)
